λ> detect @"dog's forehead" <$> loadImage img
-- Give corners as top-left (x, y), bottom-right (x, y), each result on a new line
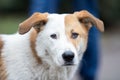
top-left (48, 13), bottom-right (67, 19)
top-left (45, 13), bottom-right (87, 34)
top-left (47, 14), bottom-right (67, 27)
top-left (44, 14), bottom-right (67, 32)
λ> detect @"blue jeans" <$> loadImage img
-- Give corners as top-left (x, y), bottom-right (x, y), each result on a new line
top-left (29, 0), bottom-right (60, 14)
top-left (29, 0), bottom-right (100, 80)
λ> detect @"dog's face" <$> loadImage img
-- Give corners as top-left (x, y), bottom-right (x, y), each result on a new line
top-left (19, 10), bottom-right (104, 66)
top-left (35, 14), bottom-right (87, 66)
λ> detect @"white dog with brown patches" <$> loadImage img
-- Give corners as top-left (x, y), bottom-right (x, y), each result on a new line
top-left (0, 10), bottom-right (104, 80)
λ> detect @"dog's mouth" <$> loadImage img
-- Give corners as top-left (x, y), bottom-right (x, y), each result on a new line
top-left (63, 61), bottom-right (75, 66)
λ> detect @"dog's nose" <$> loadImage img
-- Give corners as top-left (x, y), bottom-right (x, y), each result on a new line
top-left (62, 51), bottom-right (74, 62)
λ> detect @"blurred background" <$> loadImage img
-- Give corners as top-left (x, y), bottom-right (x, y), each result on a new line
top-left (0, 0), bottom-right (120, 80)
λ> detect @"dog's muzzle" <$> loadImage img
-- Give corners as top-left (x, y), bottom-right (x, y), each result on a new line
top-left (62, 51), bottom-right (75, 66)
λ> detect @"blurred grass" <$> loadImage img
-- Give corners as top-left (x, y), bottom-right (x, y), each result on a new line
top-left (0, 14), bottom-right (27, 34)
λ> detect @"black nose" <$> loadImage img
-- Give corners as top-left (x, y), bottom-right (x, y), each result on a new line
top-left (62, 51), bottom-right (75, 62)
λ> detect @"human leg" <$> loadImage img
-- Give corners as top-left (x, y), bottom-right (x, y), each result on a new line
top-left (29, 0), bottom-right (60, 15)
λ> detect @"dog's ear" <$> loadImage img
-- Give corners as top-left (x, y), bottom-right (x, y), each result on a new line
top-left (74, 10), bottom-right (104, 32)
top-left (19, 12), bottom-right (48, 34)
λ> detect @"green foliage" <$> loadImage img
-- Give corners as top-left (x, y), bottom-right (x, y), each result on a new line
top-left (0, 0), bottom-right (28, 11)
top-left (0, 14), bottom-right (26, 34)
top-left (100, 0), bottom-right (120, 22)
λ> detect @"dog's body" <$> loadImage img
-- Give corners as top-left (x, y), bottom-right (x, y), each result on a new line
top-left (0, 10), bottom-right (104, 80)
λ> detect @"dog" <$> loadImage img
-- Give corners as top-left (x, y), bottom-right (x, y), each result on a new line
top-left (0, 10), bottom-right (104, 80)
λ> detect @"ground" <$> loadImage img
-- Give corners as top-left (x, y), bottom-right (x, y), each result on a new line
top-left (98, 32), bottom-right (120, 80)
top-left (74, 29), bottom-right (120, 80)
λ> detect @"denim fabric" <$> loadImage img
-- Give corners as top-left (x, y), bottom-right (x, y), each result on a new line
top-left (79, 27), bottom-right (100, 80)
top-left (29, 0), bottom-right (60, 14)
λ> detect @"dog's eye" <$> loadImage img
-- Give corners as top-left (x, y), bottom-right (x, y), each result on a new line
top-left (50, 34), bottom-right (57, 39)
top-left (71, 32), bottom-right (79, 39)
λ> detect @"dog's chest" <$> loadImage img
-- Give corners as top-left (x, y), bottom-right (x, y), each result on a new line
top-left (7, 63), bottom-right (71, 80)
top-left (39, 65), bottom-right (77, 80)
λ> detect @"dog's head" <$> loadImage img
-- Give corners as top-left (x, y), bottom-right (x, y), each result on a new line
top-left (19, 10), bottom-right (104, 66)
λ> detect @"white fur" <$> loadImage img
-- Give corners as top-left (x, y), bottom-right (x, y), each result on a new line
top-left (1, 14), bottom-right (86, 80)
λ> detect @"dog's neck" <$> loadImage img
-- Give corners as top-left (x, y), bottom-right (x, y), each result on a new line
top-left (0, 37), bottom-right (7, 80)
top-left (30, 29), bottom-right (42, 64)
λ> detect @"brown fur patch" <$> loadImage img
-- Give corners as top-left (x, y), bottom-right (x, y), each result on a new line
top-left (65, 14), bottom-right (88, 49)
top-left (30, 29), bottom-right (42, 64)
top-left (19, 13), bottom-right (48, 35)
top-left (74, 10), bottom-right (104, 32)
top-left (0, 37), bottom-right (7, 80)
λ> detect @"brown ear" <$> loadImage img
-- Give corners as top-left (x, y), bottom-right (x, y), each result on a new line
top-left (19, 12), bottom-right (48, 34)
top-left (74, 10), bottom-right (104, 32)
